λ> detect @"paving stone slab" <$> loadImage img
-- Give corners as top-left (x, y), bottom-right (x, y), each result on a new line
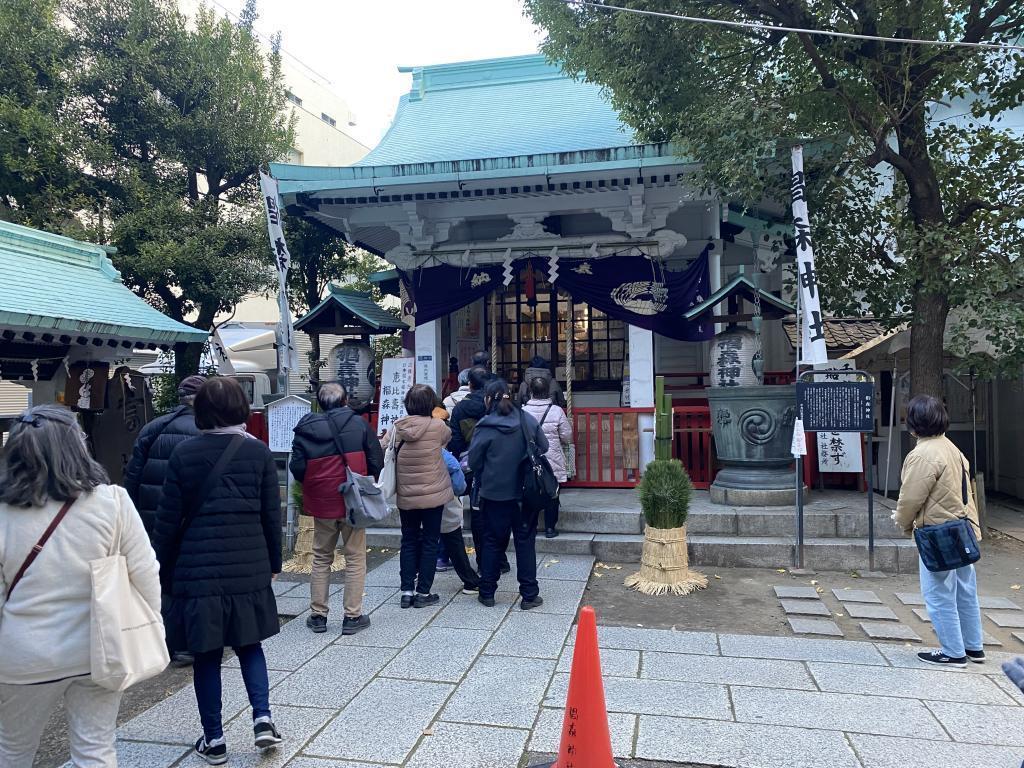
top-left (910, 608), bottom-right (1003, 645)
top-left (219, 704), bottom-right (333, 768)
top-left (429, 592), bottom-right (515, 631)
top-left (557, 645), bottom-right (640, 677)
top-left (1015, 631), bottom-right (1024, 645)
top-left (275, 595), bottom-right (312, 616)
top-left (485, 611), bottom-right (574, 659)
top-left (832, 588), bottom-right (882, 603)
top-left (527, 578), bottom-right (588, 614)
top-left (788, 617), bottom-right (843, 636)
top-left (730, 686), bottom-right (948, 739)
top-left (860, 622), bottom-right (922, 641)
top-left (440, 654), bottom-right (555, 728)
top-left (61, 742), bottom-right (188, 768)
top-left (284, 760), bottom-right (379, 768)
top-left (332, 594), bottom-right (452, 649)
top-left (273, 580), bottom-right (302, 596)
top-left (773, 585), bottom-right (821, 599)
top-left (405, 721), bottom-right (530, 768)
top-left (594, 625), bottom-right (720, 656)
top-left (991, 675), bottom-right (1024, 705)
top-left (545, 672), bottom-right (732, 719)
top-left (257, 614), bottom-right (345, 671)
top-left (536, 554), bottom-right (596, 581)
top-left (980, 596), bottom-right (1023, 611)
top-left (269, 646), bottom-right (397, 709)
top-left (927, 700), bottom-right (1024, 746)
top-left (118, 670), bottom-right (289, 743)
top-left (642, 651), bottom-right (815, 690)
top-left (912, 607), bottom-right (932, 622)
top-left (780, 598), bottom-right (832, 616)
top-left (877, 645), bottom-right (1023, 674)
top-left (895, 592), bottom-right (926, 606)
top-left (807, 661), bottom-right (1016, 705)
top-left (843, 602), bottom-right (899, 620)
top-left (529, 709), bottom-right (636, 758)
top-left (634, 715), bottom-right (861, 768)
top-left (987, 612), bottom-right (1024, 628)
top-left (720, 634), bottom-right (888, 665)
top-left (381, 626), bottom-right (491, 682)
top-left (849, 733), bottom-right (1024, 768)
top-left (305, 678), bottom-right (454, 763)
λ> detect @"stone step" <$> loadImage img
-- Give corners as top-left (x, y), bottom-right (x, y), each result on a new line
top-left (363, 528), bottom-right (916, 574)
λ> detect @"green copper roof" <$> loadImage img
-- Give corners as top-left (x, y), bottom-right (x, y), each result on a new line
top-left (357, 55), bottom-right (634, 166)
top-left (0, 221), bottom-right (207, 344)
top-left (269, 55), bottom-right (691, 197)
top-left (684, 273), bottom-right (795, 322)
top-left (294, 286), bottom-right (406, 334)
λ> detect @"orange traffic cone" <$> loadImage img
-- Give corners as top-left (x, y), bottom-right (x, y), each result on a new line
top-left (530, 606), bottom-right (618, 768)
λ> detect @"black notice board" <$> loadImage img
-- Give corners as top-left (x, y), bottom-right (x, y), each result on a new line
top-left (796, 381), bottom-right (875, 432)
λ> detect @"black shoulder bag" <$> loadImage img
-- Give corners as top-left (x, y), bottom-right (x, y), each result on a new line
top-left (520, 411), bottom-right (558, 512)
top-left (161, 435), bottom-right (245, 591)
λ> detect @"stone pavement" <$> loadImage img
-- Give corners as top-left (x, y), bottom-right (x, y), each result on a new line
top-left (101, 554), bottom-right (1024, 768)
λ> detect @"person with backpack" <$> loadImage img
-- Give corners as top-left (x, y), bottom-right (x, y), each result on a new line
top-left (289, 382), bottom-right (385, 636)
top-left (0, 406), bottom-right (161, 768)
top-left (442, 368), bottom-right (472, 411)
top-left (448, 367), bottom-right (509, 574)
top-left (517, 355), bottom-right (565, 407)
top-left (441, 448), bottom-right (480, 593)
top-left (383, 384), bottom-right (454, 609)
top-left (468, 378), bottom-right (548, 610)
top-left (153, 377), bottom-right (283, 765)
top-left (124, 374), bottom-right (206, 536)
top-left (522, 376), bottom-right (573, 538)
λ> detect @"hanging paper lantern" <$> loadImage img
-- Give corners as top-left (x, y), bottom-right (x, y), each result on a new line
top-left (327, 341), bottom-right (375, 408)
top-left (709, 326), bottom-right (761, 387)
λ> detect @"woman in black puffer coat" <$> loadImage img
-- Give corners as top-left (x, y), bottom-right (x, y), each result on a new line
top-left (153, 377), bottom-right (283, 765)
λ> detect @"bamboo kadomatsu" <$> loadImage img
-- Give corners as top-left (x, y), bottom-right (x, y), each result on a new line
top-left (625, 458), bottom-right (707, 596)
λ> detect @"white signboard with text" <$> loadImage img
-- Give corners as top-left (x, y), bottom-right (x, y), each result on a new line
top-left (266, 394), bottom-right (311, 453)
top-left (814, 360), bottom-right (863, 473)
top-left (378, 357), bottom-right (414, 434)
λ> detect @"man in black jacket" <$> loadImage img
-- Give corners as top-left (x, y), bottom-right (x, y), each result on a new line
top-left (125, 375), bottom-right (206, 536)
top-left (290, 383), bottom-right (384, 635)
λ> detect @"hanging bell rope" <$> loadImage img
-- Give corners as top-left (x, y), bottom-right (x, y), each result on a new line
top-left (490, 290), bottom-right (498, 375)
top-left (564, 291), bottom-right (576, 478)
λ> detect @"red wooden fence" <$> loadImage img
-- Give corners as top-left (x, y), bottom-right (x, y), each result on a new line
top-left (672, 406), bottom-right (715, 489)
top-left (566, 407), bottom-right (652, 488)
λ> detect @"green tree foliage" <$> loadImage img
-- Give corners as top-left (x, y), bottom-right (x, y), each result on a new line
top-left (0, 0), bottom-right (85, 229)
top-left (526, 0), bottom-right (1024, 393)
top-left (638, 459), bottom-right (693, 529)
top-left (66, 0), bottom-right (295, 375)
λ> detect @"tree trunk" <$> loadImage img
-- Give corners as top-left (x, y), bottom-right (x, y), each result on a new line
top-left (174, 342), bottom-right (204, 380)
top-left (908, 289), bottom-right (948, 398)
top-left (308, 331), bottom-right (321, 388)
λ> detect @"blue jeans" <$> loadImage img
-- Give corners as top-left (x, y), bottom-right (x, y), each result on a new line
top-left (919, 557), bottom-right (983, 658)
top-left (399, 506), bottom-right (443, 594)
top-left (479, 499), bottom-right (539, 601)
top-left (193, 644), bottom-right (271, 741)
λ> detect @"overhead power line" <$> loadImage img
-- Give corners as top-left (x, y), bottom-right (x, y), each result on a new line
top-left (556, 0), bottom-right (1024, 52)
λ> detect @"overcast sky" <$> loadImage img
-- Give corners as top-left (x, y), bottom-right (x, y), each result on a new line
top-left (209, 0), bottom-right (544, 147)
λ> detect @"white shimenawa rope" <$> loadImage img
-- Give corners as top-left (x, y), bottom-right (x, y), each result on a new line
top-left (557, 0), bottom-right (1024, 52)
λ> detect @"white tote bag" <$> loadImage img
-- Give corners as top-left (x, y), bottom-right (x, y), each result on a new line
top-left (376, 429), bottom-right (400, 510)
top-left (89, 516), bottom-right (170, 692)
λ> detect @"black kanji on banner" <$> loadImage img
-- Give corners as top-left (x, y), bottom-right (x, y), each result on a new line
top-left (796, 381), bottom-right (875, 432)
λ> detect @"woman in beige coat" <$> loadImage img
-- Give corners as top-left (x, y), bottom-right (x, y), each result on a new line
top-left (522, 375), bottom-right (573, 538)
top-left (894, 395), bottom-right (983, 668)
top-left (384, 384), bottom-right (454, 609)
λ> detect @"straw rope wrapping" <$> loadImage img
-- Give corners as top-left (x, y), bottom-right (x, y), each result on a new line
top-left (624, 525), bottom-right (708, 595)
top-left (281, 514), bottom-right (347, 573)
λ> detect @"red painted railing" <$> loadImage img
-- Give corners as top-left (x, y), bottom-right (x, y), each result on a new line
top-left (673, 406), bottom-right (715, 489)
top-left (566, 407), bottom-right (653, 488)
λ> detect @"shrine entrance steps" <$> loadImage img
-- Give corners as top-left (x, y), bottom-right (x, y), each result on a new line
top-left (364, 489), bottom-right (916, 574)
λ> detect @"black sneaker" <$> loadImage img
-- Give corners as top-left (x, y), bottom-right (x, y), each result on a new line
top-left (918, 650), bottom-right (967, 668)
top-left (462, 584), bottom-right (480, 595)
top-left (545, 528), bottom-right (558, 539)
top-left (253, 719), bottom-right (282, 750)
top-left (342, 615), bottom-right (370, 635)
top-left (400, 594), bottom-right (415, 609)
top-left (194, 736), bottom-right (227, 765)
top-left (171, 651), bottom-right (194, 667)
top-left (414, 593), bottom-right (439, 608)
top-left (478, 595), bottom-right (496, 607)
top-left (521, 596), bottom-right (544, 611)
top-left (306, 614), bottom-right (327, 634)
top-left (966, 649), bottom-right (986, 664)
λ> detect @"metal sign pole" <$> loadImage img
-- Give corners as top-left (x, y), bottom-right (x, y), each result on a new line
top-left (865, 432), bottom-right (874, 572)
top-left (796, 453), bottom-right (805, 569)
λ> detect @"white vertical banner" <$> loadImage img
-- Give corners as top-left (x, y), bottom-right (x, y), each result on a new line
top-left (790, 146), bottom-right (828, 366)
top-left (259, 172), bottom-right (299, 374)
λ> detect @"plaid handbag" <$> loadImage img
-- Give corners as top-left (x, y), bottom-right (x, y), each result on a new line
top-left (913, 458), bottom-right (981, 572)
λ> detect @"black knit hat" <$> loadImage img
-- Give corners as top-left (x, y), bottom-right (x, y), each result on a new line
top-left (177, 375), bottom-right (208, 398)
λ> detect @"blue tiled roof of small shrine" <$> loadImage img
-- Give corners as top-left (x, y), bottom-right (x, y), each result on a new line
top-left (0, 221), bottom-right (207, 344)
top-left (270, 55), bottom-right (687, 196)
top-left (356, 55), bottom-right (635, 166)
